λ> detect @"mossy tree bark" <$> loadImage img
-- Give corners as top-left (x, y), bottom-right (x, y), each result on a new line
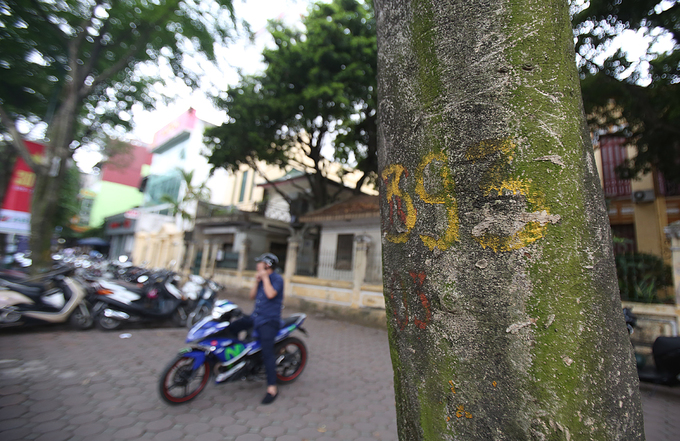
top-left (375, 0), bottom-right (645, 439)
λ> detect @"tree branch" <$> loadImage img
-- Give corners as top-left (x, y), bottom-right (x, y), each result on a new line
top-left (0, 104), bottom-right (44, 173)
top-left (79, 28), bottom-right (153, 99)
top-left (247, 159), bottom-right (293, 205)
top-left (80, 18), bottom-right (111, 85)
top-left (81, 0), bottom-right (181, 98)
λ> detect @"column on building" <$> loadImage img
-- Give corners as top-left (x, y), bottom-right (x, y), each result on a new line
top-left (665, 221), bottom-right (680, 306)
top-left (157, 233), bottom-right (169, 268)
top-left (237, 238), bottom-right (251, 278)
top-left (172, 237), bottom-right (184, 271)
top-left (199, 240), bottom-right (210, 277)
top-left (351, 235), bottom-right (370, 308)
top-left (208, 242), bottom-right (219, 277)
top-left (284, 236), bottom-right (301, 298)
top-left (131, 232), bottom-right (148, 266)
top-left (145, 236), bottom-right (159, 267)
top-left (183, 242), bottom-right (196, 275)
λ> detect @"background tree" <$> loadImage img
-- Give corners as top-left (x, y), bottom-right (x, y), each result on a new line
top-left (0, 0), bottom-right (239, 271)
top-left (573, 0), bottom-right (680, 183)
top-left (376, 0), bottom-right (643, 438)
top-left (206, 0), bottom-right (377, 209)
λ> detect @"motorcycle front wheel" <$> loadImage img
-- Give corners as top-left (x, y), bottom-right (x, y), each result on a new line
top-left (158, 354), bottom-right (210, 404)
top-left (171, 307), bottom-right (188, 327)
top-left (187, 305), bottom-right (211, 328)
top-left (276, 336), bottom-right (307, 383)
top-left (69, 303), bottom-right (94, 330)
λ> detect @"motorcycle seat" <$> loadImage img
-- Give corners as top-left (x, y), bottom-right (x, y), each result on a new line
top-left (0, 279), bottom-right (45, 299)
top-left (281, 316), bottom-right (300, 328)
top-left (108, 280), bottom-right (147, 296)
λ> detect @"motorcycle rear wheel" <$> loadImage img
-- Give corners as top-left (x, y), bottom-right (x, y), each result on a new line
top-left (95, 313), bottom-right (122, 331)
top-left (276, 336), bottom-right (307, 383)
top-left (158, 354), bottom-right (210, 404)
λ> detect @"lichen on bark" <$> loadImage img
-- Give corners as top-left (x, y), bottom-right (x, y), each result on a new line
top-left (376, 0), bottom-right (644, 439)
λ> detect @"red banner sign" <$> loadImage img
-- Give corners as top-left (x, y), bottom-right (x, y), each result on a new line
top-left (0, 140), bottom-right (45, 234)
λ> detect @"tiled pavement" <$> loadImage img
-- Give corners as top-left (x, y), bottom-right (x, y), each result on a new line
top-left (639, 383), bottom-right (680, 441)
top-left (0, 313), bottom-right (396, 441)
top-left (0, 293), bottom-right (678, 441)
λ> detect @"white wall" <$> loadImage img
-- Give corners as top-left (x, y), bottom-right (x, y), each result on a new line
top-left (316, 219), bottom-right (381, 281)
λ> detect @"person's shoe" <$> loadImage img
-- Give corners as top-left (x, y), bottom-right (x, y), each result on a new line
top-left (261, 392), bottom-right (277, 405)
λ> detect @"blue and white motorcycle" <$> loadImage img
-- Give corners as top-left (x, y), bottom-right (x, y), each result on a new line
top-left (158, 300), bottom-right (308, 404)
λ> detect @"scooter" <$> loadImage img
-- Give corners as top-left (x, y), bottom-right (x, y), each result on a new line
top-left (624, 308), bottom-right (680, 386)
top-left (0, 266), bottom-right (93, 330)
top-left (91, 270), bottom-right (190, 330)
top-left (158, 300), bottom-right (308, 404)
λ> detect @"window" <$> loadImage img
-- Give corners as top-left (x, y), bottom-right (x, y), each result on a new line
top-left (335, 234), bottom-right (354, 270)
top-left (657, 172), bottom-right (680, 197)
top-left (611, 224), bottom-right (636, 255)
top-left (600, 136), bottom-right (631, 197)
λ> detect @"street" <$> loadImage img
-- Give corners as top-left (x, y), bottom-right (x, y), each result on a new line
top-left (0, 300), bottom-right (679, 440)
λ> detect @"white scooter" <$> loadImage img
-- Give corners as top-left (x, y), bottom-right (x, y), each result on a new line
top-left (0, 267), bottom-right (93, 330)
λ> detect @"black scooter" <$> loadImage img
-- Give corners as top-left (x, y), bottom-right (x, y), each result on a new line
top-left (624, 308), bottom-right (680, 386)
top-left (91, 271), bottom-right (189, 330)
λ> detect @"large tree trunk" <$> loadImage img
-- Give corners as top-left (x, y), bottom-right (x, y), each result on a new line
top-left (29, 159), bottom-right (66, 271)
top-left (375, 0), bottom-right (644, 439)
top-left (0, 143), bottom-right (17, 205)
top-left (29, 95), bottom-right (77, 272)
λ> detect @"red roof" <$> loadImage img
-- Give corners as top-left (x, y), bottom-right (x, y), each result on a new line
top-left (300, 194), bottom-right (379, 222)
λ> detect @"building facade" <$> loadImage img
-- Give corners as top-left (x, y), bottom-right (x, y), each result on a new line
top-left (594, 134), bottom-right (679, 260)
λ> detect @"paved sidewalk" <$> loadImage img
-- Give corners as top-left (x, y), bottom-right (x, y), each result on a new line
top-left (0, 315), bottom-right (397, 441)
top-left (0, 304), bottom-right (678, 440)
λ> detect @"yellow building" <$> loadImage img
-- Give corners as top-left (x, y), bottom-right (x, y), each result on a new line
top-left (594, 134), bottom-right (680, 261)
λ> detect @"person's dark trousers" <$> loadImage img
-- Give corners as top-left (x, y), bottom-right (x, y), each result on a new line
top-left (256, 321), bottom-right (279, 386)
top-left (228, 316), bottom-right (254, 335)
top-left (228, 316), bottom-right (279, 386)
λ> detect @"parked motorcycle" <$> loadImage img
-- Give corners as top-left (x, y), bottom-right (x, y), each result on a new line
top-left (0, 266), bottom-right (93, 330)
top-left (185, 277), bottom-right (222, 328)
top-left (158, 300), bottom-right (308, 404)
top-left (91, 270), bottom-right (190, 330)
top-left (624, 307), bottom-right (680, 386)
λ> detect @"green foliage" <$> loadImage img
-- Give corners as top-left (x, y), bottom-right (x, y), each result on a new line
top-left (161, 168), bottom-right (210, 220)
top-left (61, 222), bottom-right (105, 240)
top-left (206, 0), bottom-right (377, 207)
top-left (572, 0), bottom-right (680, 183)
top-left (0, 0), bottom-right (238, 270)
top-left (615, 252), bottom-right (673, 303)
top-left (0, 0), bottom-right (238, 147)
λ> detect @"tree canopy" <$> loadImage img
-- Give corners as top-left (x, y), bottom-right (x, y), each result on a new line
top-left (0, 0), bottom-right (239, 269)
top-left (205, 0), bottom-right (377, 209)
top-left (573, 0), bottom-right (680, 183)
